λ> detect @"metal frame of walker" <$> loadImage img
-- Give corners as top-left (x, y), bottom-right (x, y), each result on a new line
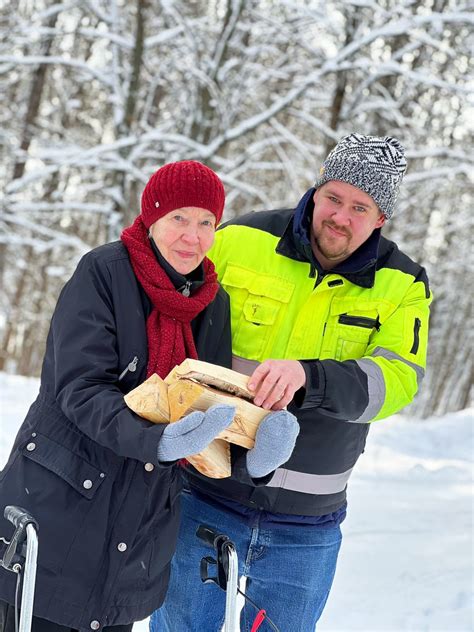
top-left (0, 509), bottom-right (278, 632)
top-left (197, 524), bottom-right (240, 632)
top-left (197, 525), bottom-right (280, 632)
top-left (0, 506), bottom-right (39, 632)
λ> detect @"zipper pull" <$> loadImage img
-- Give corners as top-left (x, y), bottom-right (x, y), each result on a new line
top-left (118, 356), bottom-right (139, 381)
top-left (182, 281), bottom-right (191, 297)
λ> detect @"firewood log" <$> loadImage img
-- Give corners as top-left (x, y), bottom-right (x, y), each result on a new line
top-left (165, 358), bottom-right (253, 400)
top-left (167, 380), bottom-right (266, 449)
top-left (185, 439), bottom-right (231, 479)
top-left (124, 359), bottom-right (267, 479)
top-left (123, 373), bottom-right (169, 423)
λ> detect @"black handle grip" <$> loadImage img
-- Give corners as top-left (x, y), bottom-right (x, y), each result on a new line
top-left (4, 506), bottom-right (39, 532)
top-left (196, 524), bottom-right (236, 591)
top-left (196, 525), bottom-right (220, 547)
top-left (1, 506), bottom-right (38, 571)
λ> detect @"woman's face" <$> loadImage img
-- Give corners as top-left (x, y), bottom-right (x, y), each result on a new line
top-left (149, 207), bottom-right (217, 274)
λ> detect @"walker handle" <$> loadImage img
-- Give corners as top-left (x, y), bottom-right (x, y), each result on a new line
top-left (196, 524), bottom-right (222, 547)
top-left (4, 506), bottom-right (38, 532)
top-left (2, 507), bottom-right (37, 571)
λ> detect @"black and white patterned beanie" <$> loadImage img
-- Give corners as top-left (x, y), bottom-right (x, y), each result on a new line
top-left (314, 133), bottom-right (407, 219)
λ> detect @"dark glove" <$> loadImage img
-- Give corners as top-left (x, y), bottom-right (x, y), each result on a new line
top-left (246, 410), bottom-right (300, 478)
top-left (157, 404), bottom-right (235, 462)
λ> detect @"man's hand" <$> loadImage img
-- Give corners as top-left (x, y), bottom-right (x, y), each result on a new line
top-left (248, 360), bottom-right (306, 410)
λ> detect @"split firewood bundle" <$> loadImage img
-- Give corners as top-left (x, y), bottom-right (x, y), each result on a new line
top-left (124, 359), bottom-right (268, 479)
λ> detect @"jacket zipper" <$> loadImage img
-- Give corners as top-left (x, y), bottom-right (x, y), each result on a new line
top-left (118, 356), bottom-right (139, 381)
top-left (181, 281), bottom-right (191, 297)
top-left (338, 314), bottom-right (380, 331)
top-left (410, 318), bottom-right (421, 354)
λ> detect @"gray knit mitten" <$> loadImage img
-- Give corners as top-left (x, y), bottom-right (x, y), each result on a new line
top-left (157, 404), bottom-right (235, 462)
top-left (246, 410), bottom-right (300, 478)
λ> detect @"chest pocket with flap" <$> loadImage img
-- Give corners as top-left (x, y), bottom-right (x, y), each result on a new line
top-left (221, 264), bottom-right (295, 359)
top-left (321, 298), bottom-right (381, 361)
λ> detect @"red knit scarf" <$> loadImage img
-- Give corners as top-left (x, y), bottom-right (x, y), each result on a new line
top-left (121, 216), bottom-right (219, 379)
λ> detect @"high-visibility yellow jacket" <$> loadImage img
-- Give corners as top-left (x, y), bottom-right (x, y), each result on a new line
top-left (187, 203), bottom-right (432, 516)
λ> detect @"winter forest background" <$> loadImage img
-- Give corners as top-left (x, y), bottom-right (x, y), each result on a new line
top-left (0, 0), bottom-right (472, 418)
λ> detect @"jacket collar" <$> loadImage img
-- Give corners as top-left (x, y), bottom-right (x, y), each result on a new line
top-left (276, 187), bottom-right (381, 288)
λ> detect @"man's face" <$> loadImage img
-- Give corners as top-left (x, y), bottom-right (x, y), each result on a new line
top-left (311, 180), bottom-right (385, 269)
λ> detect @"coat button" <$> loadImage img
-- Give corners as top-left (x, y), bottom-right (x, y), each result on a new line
top-left (26, 443), bottom-right (36, 451)
top-left (117, 542), bottom-right (127, 552)
top-left (90, 621), bottom-right (100, 630)
top-left (144, 462), bottom-right (154, 472)
top-left (83, 479), bottom-right (93, 490)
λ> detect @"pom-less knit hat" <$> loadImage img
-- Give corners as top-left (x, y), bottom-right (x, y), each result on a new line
top-left (141, 160), bottom-right (225, 228)
top-left (314, 133), bottom-right (407, 219)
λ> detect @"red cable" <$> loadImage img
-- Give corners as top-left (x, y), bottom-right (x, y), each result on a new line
top-left (251, 609), bottom-right (267, 632)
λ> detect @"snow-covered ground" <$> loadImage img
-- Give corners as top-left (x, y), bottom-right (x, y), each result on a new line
top-left (0, 373), bottom-right (472, 631)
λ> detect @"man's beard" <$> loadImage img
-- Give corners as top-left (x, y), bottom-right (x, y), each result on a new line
top-left (313, 220), bottom-right (352, 261)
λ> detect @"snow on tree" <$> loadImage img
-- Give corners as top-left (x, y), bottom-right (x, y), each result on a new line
top-left (0, 0), bottom-right (472, 415)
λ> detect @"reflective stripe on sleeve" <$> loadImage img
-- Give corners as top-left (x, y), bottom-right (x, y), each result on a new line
top-left (352, 347), bottom-right (425, 423)
top-left (232, 355), bottom-right (260, 376)
top-left (372, 347), bottom-right (425, 385)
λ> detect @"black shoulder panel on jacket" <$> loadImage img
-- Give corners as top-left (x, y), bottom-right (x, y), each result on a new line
top-left (220, 208), bottom-right (294, 238)
top-left (87, 240), bottom-right (129, 264)
top-left (378, 236), bottom-right (430, 298)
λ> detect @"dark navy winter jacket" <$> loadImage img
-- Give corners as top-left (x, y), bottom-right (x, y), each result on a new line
top-left (0, 241), bottom-right (231, 630)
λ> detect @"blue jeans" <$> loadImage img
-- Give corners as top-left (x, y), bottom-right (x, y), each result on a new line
top-left (150, 489), bottom-right (342, 631)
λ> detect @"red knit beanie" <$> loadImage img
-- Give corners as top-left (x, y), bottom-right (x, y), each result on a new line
top-left (141, 160), bottom-right (225, 228)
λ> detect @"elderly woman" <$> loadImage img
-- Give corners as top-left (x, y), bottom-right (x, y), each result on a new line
top-left (0, 161), bottom-right (238, 632)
